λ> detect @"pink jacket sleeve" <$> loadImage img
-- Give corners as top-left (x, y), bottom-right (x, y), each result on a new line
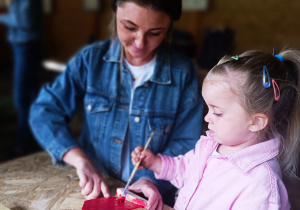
top-left (154, 140), bottom-right (201, 189)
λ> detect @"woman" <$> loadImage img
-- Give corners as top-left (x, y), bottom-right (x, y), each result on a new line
top-left (29, 0), bottom-right (204, 209)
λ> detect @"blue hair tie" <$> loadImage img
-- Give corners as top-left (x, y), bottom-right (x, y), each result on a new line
top-left (272, 47), bottom-right (284, 62)
top-left (274, 54), bottom-right (284, 62)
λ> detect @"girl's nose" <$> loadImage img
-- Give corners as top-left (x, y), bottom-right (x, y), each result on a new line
top-left (204, 113), bottom-right (213, 124)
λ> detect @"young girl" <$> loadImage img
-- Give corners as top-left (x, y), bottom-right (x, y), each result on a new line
top-left (132, 48), bottom-right (300, 209)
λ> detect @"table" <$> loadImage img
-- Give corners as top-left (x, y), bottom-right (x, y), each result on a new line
top-left (3, 151), bottom-right (298, 209)
top-left (0, 152), bottom-right (173, 210)
top-left (0, 151), bottom-right (108, 209)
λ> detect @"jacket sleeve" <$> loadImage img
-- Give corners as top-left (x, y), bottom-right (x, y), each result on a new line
top-left (29, 51), bottom-right (87, 166)
top-left (162, 63), bottom-right (204, 157)
top-left (154, 140), bottom-right (200, 189)
top-left (234, 203), bottom-right (284, 210)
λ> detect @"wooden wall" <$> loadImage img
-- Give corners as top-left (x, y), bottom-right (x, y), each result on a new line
top-left (200, 0), bottom-right (300, 54)
top-left (1, 0), bottom-right (300, 61)
top-left (43, 0), bottom-right (112, 61)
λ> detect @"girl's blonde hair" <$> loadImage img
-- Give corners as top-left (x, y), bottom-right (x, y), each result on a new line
top-left (205, 49), bottom-right (300, 179)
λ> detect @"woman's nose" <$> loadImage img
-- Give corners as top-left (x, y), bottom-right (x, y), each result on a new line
top-left (135, 32), bottom-right (146, 49)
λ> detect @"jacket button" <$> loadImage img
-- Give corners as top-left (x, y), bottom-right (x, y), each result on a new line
top-left (134, 117), bottom-right (140, 123)
top-left (87, 104), bottom-right (92, 111)
top-left (87, 100), bottom-right (92, 111)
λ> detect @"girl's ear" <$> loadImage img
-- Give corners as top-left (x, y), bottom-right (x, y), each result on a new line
top-left (249, 113), bottom-right (268, 132)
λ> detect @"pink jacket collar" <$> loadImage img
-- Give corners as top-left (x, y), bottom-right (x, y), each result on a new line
top-left (205, 131), bottom-right (280, 174)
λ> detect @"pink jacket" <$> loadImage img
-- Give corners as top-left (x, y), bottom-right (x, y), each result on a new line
top-left (155, 132), bottom-right (290, 210)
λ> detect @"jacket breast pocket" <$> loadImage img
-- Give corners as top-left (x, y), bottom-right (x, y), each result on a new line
top-left (84, 93), bottom-right (114, 141)
top-left (147, 115), bottom-right (174, 153)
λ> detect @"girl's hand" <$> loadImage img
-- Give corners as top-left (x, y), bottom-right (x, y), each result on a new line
top-left (131, 146), bottom-right (145, 169)
top-left (129, 178), bottom-right (163, 210)
top-left (62, 147), bottom-right (110, 200)
top-left (131, 146), bottom-right (162, 174)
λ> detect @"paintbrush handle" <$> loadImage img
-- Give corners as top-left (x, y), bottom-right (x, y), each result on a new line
top-left (143, 132), bottom-right (154, 151)
top-left (123, 132), bottom-right (154, 196)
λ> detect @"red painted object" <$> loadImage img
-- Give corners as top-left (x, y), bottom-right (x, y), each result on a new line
top-left (82, 197), bottom-right (144, 210)
top-left (116, 188), bottom-right (147, 208)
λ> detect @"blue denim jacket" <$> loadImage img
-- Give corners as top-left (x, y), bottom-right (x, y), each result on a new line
top-left (29, 38), bottom-right (204, 186)
top-left (0, 0), bottom-right (43, 43)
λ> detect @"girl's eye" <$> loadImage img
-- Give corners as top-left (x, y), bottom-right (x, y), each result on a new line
top-left (213, 113), bottom-right (223, 117)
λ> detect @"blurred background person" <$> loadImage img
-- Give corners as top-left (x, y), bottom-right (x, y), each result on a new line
top-left (0, 0), bottom-right (43, 156)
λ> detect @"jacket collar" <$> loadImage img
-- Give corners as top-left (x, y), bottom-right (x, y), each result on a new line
top-left (103, 37), bottom-right (122, 63)
top-left (205, 131), bottom-right (280, 174)
top-left (103, 37), bottom-right (171, 85)
top-left (226, 138), bottom-right (280, 174)
top-left (150, 44), bottom-right (171, 85)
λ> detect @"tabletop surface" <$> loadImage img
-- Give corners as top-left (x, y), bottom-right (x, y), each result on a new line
top-left (4, 151), bottom-right (298, 209)
top-left (0, 151), bottom-right (126, 210)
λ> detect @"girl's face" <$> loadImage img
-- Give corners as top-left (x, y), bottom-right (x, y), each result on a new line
top-left (202, 78), bottom-right (257, 154)
top-left (116, 2), bottom-right (171, 66)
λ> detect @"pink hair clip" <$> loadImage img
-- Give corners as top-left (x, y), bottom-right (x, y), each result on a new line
top-left (272, 79), bottom-right (280, 101)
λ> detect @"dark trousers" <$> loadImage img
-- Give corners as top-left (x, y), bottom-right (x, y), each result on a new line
top-left (10, 40), bottom-right (42, 154)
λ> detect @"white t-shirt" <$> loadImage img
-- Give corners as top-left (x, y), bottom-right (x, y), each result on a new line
top-left (121, 56), bottom-right (156, 182)
top-left (124, 56), bottom-right (156, 90)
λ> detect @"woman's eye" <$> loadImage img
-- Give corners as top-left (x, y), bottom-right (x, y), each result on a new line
top-left (149, 32), bottom-right (160, 36)
top-left (124, 25), bottom-right (135, 31)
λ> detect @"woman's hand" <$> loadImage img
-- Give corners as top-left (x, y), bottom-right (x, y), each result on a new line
top-left (131, 146), bottom-right (162, 174)
top-left (62, 147), bottom-right (110, 200)
top-left (129, 178), bottom-right (163, 210)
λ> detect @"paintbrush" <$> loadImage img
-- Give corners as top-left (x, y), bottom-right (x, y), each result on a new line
top-left (120, 131), bottom-right (154, 200)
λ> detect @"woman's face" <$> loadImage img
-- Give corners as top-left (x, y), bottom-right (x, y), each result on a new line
top-left (116, 2), bottom-right (171, 66)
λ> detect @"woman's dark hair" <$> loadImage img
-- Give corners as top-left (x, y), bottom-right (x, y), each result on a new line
top-left (111, 0), bottom-right (182, 21)
top-left (110, 0), bottom-right (181, 39)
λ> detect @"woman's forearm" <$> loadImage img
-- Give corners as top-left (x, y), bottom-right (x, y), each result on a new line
top-left (62, 147), bottom-right (90, 168)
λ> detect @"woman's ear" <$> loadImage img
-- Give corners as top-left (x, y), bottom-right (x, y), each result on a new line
top-left (249, 113), bottom-right (268, 132)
